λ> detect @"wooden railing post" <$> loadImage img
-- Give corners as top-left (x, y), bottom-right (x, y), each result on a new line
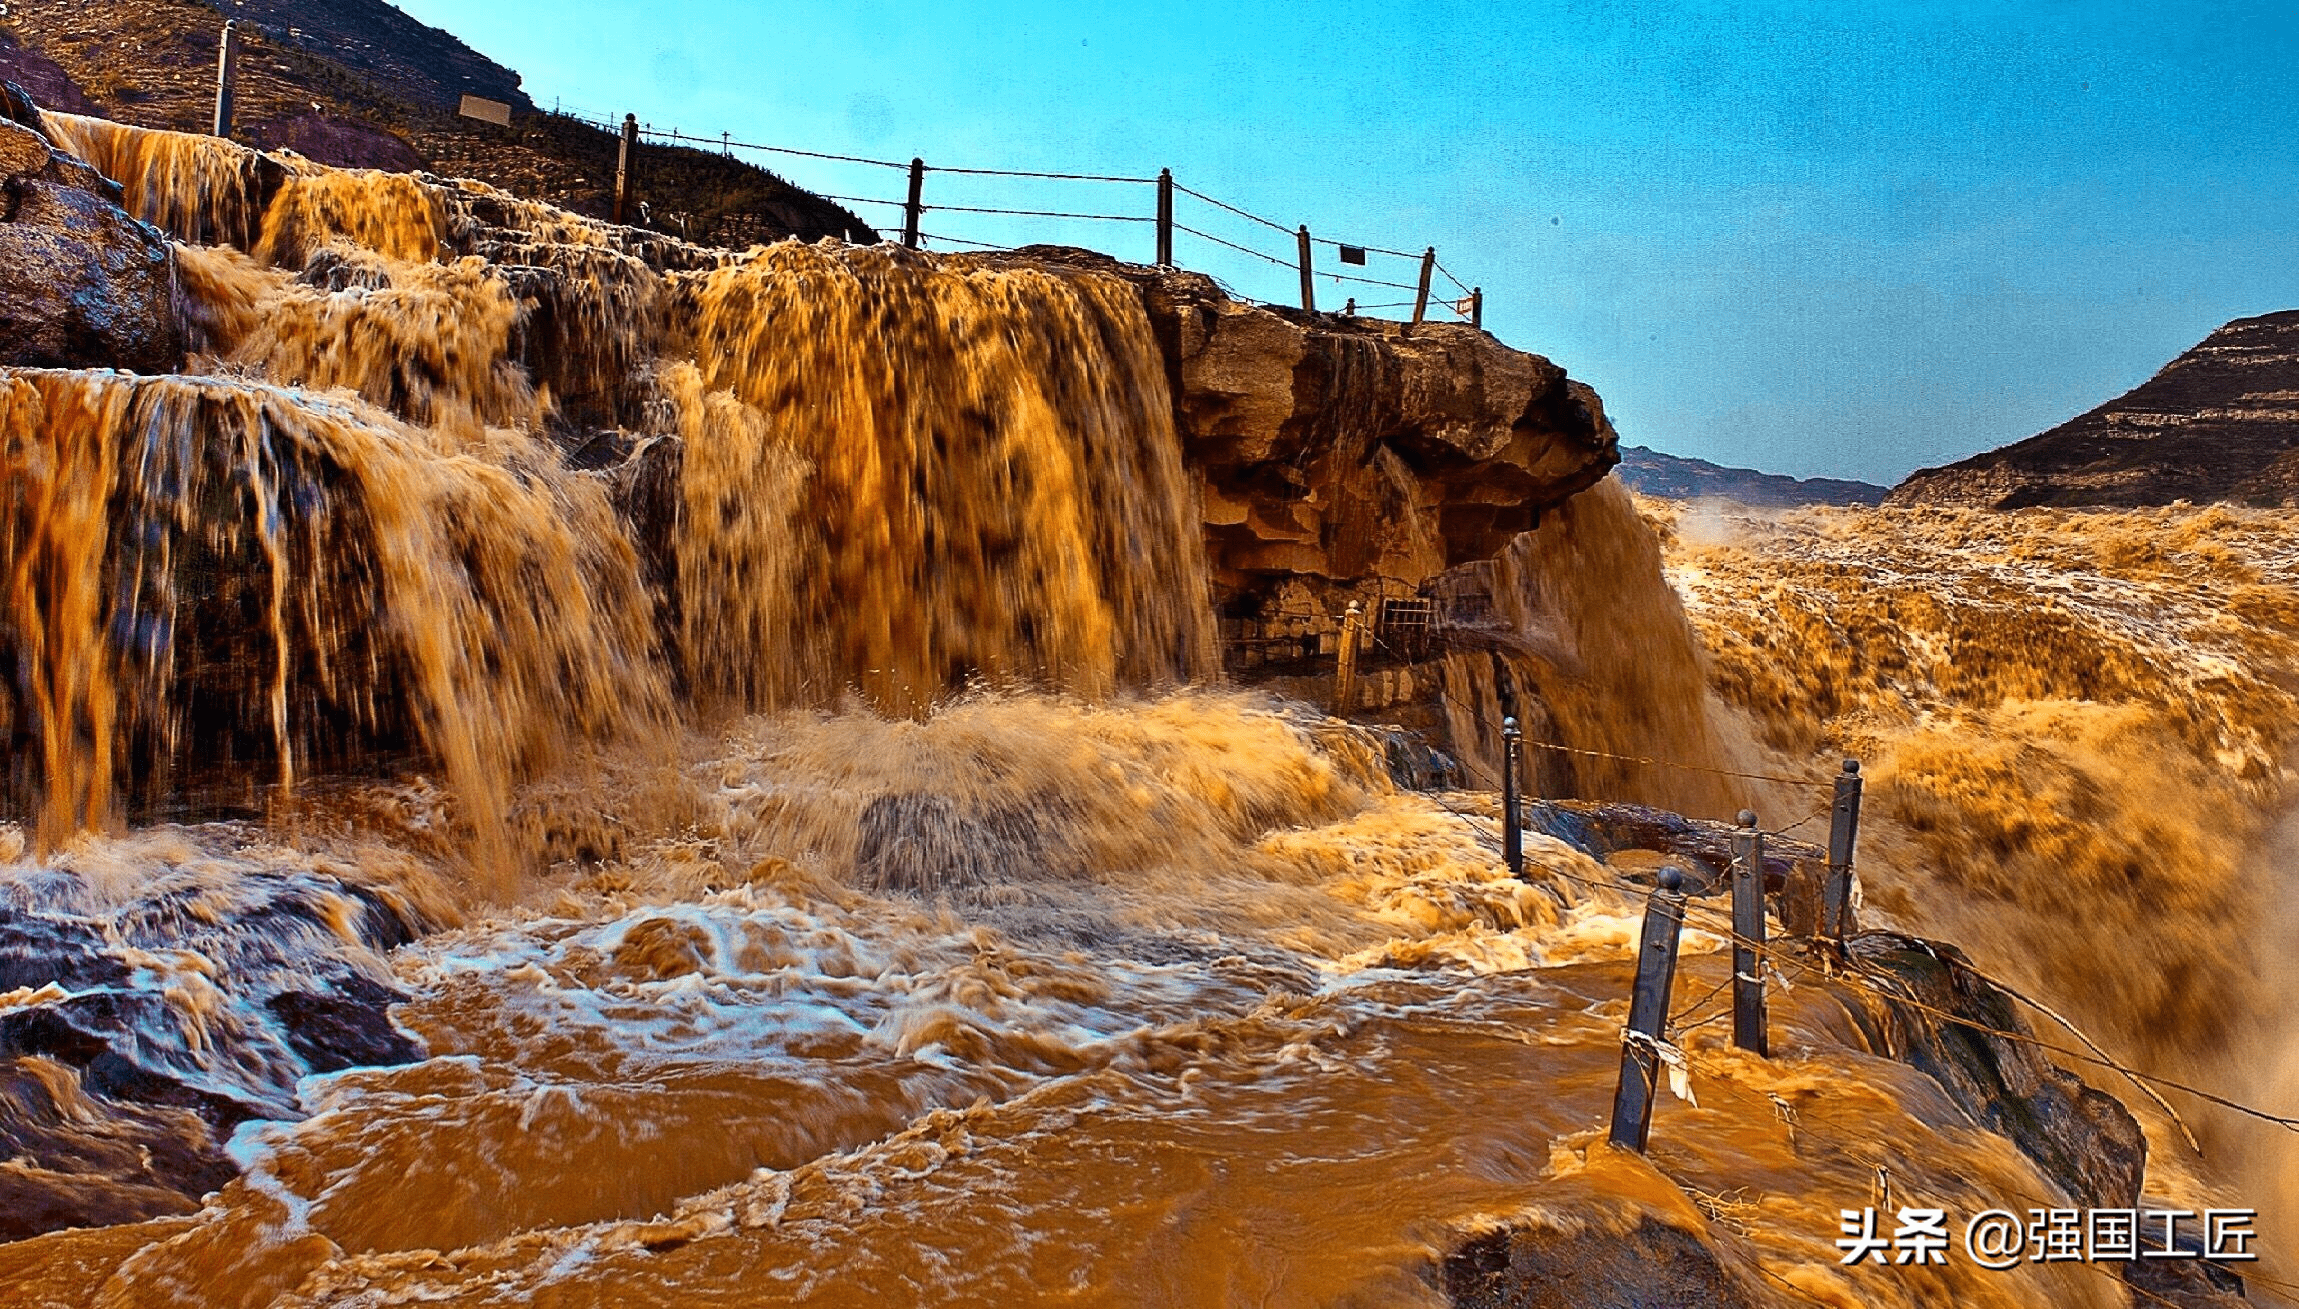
top-left (1471, 287), bottom-right (1483, 329)
top-left (903, 158), bottom-right (925, 249)
top-left (1731, 810), bottom-right (1769, 1057)
top-left (1155, 168), bottom-right (1175, 267)
top-left (1332, 601), bottom-right (1361, 714)
top-left (1501, 716), bottom-right (1524, 878)
top-left (612, 114), bottom-right (637, 225)
top-left (1296, 225), bottom-right (1315, 313)
top-left (1609, 866), bottom-right (1687, 1152)
top-left (212, 21), bottom-right (240, 139)
top-left (1411, 246), bottom-right (1435, 325)
top-left (1823, 759), bottom-right (1864, 942)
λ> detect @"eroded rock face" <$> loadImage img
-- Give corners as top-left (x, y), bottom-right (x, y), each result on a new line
top-left (1018, 250), bottom-right (1621, 602)
top-left (1159, 278), bottom-right (1616, 594)
top-left (0, 87), bottom-right (180, 373)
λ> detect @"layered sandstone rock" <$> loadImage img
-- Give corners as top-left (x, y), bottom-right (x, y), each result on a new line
top-left (1127, 256), bottom-right (1619, 596)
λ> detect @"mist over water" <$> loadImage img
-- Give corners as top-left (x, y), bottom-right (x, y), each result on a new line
top-left (0, 115), bottom-right (2285, 1307)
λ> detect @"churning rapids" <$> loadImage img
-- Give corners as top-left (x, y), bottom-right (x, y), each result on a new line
top-left (0, 113), bottom-right (2290, 1308)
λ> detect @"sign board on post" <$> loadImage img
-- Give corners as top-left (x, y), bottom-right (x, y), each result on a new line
top-left (459, 95), bottom-right (513, 127)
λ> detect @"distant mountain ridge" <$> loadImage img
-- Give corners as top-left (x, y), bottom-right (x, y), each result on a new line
top-left (1615, 445), bottom-right (1887, 506)
top-left (1891, 310), bottom-right (2299, 509)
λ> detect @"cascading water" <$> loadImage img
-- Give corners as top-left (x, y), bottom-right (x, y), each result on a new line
top-left (0, 368), bottom-right (669, 859)
top-left (2, 113), bottom-right (2274, 1309)
top-left (3, 118), bottom-right (1220, 843)
top-left (671, 242), bottom-right (1216, 714)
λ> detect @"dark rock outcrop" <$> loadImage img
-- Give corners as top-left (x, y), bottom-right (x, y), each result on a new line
top-left (1891, 311), bottom-right (2299, 509)
top-left (1823, 935), bottom-right (2253, 1305)
top-left (1440, 1215), bottom-right (1761, 1309)
top-left (1831, 933), bottom-right (2147, 1211)
top-left (0, 100), bottom-right (180, 372)
top-left (0, 860), bottom-right (430, 1239)
top-left (1616, 444), bottom-right (1886, 507)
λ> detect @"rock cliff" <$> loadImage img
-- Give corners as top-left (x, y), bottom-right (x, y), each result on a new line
top-left (1076, 252), bottom-right (1621, 601)
top-left (1891, 311), bottom-right (2299, 509)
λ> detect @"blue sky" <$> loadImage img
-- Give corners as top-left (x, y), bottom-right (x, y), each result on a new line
top-left (401, 0), bottom-right (2299, 485)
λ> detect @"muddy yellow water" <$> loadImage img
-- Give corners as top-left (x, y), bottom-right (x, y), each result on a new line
top-left (0, 115), bottom-right (2289, 1307)
top-left (0, 700), bottom-right (2132, 1308)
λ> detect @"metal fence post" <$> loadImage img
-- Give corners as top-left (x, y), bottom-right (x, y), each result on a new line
top-left (1502, 716), bottom-right (1524, 877)
top-left (1411, 246), bottom-right (1435, 325)
top-left (1333, 601), bottom-right (1362, 714)
top-left (1296, 225), bottom-right (1315, 312)
top-left (1156, 168), bottom-right (1175, 267)
top-left (1609, 866), bottom-right (1687, 1151)
top-left (903, 158), bottom-right (926, 249)
top-left (1471, 287), bottom-right (1483, 330)
top-left (1731, 810), bottom-right (1769, 1057)
top-left (1823, 759), bottom-right (1864, 942)
top-left (212, 21), bottom-right (240, 139)
top-left (613, 114), bottom-right (637, 225)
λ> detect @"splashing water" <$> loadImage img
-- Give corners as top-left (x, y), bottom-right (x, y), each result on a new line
top-left (1659, 496), bottom-right (2299, 1285)
top-left (0, 695), bottom-right (2137, 1309)
top-left (0, 114), bottom-right (2232, 1308)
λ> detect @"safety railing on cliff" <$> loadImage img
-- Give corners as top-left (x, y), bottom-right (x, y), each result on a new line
top-left (559, 107), bottom-right (1485, 326)
top-left (196, 18), bottom-right (1488, 321)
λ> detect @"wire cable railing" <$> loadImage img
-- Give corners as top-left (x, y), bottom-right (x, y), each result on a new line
top-left (566, 109), bottom-right (1486, 323)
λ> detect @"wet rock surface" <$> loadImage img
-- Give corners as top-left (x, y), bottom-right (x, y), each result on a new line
top-left (1826, 935), bottom-right (2258, 1304)
top-left (1440, 1215), bottom-right (1762, 1309)
top-left (0, 1056), bottom-right (238, 1241)
top-left (0, 91), bottom-right (180, 373)
top-left (1524, 799), bottom-right (1822, 895)
top-left (1832, 933), bottom-right (2147, 1211)
top-left (0, 858), bottom-right (429, 1240)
